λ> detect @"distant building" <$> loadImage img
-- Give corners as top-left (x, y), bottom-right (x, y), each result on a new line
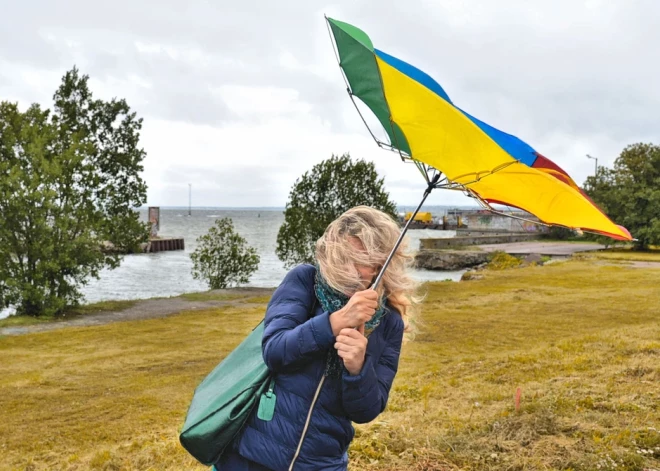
top-left (447, 208), bottom-right (548, 233)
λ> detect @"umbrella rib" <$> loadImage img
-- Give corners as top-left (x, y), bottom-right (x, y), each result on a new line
top-left (469, 189), bottom-right (553, 228)
top-left (347, 91), bottom-right (386, 149)
top-left (502, 202), bottom-right (529, 232)
top-left (325, 16), bottom-right (351, 91)
top-left (409, 156), bottom-right (520, 191)
top-left (324, 15), bottom-right (342, 67)
top-left (414, 160), bottom-right (430, 184)
top-left (325, 17), bottom-right (381, 147)
top-left (325, 16), bottom-right (412, 160)
top-left (450, 160), bottom-right (519, 186)
top-left (435, 175), bottom-right (449, 187)
top-left (368, 48), bottom-right (408, 163)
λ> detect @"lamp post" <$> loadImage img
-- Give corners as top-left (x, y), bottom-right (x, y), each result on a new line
top-left (586, 154), bottom-right (598, 176)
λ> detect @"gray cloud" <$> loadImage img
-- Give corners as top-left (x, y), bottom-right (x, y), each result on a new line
top-left (159, 163), bottom-right (295, 207)
top-left (0, 22), bottom-right (62, 69)
top-left (1, 0), bottom-right (658, 205)
top-left (355, 0), bottom-right (660, 152)
top-left (0, 0), bottom-right (341, 116)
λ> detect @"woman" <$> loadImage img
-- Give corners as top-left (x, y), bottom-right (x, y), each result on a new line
top-left (214, 206), bottom-right (420, 470)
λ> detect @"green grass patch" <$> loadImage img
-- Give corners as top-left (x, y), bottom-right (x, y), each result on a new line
top-left (180, 291), bottom-right (274, 304)
top-left (0, 314), bottom-right (55, 328)
top-left (576, 249), bottom-right (660, 263)
top-left (179, 291), bottom-right (249, 302)
top-left (64, 299), bottom-right (138, 316)
top-left (445, 245), bottom-right (484, 252)
top-left (0, 300), bottom-right (137, 328)
top-left (486, 251), bottom-right (523, 270)
top-left (238, 295), bottom-right (273, 304)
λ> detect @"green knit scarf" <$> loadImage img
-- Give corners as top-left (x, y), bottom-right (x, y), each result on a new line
top-left (314, 265), bottom-right (387, 378)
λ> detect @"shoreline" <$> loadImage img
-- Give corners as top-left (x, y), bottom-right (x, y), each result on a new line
top-left (0, 287), bottom-right (276, 337)
top-left (3, 247), bottom-right (659, 337)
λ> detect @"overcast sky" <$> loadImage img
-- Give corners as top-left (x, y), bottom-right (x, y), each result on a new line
top-left (1, 0), bottom-right (658, 208)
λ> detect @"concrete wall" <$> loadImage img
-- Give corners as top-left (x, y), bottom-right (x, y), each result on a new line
top-left (420, 233), bottom-right (540, 249)
top-left (462, 213), bottom-right (548, 233)
top-left (455, 229), bottom-right (533, 237)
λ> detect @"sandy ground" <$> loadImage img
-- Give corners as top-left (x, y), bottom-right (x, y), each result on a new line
top-left (0, 287), bottom-right (275, 337)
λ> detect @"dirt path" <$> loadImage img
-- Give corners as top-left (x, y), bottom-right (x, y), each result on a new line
top-left (626, 261), bottom-right (660, 268)
top-left (594, 260), bottom-right (660, 269)
top-left (0, 287), bottom-right (275, 337)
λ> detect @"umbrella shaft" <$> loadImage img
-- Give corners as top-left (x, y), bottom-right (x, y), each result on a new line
top-left (372, 184), bottom-right (434, 290)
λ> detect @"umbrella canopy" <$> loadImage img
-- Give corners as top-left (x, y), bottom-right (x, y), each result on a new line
top-left (326, 17), bottom-right (632, 241)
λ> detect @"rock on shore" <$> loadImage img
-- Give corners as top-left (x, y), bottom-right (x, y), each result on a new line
top-left (415, 249), bottom-right (490, 270)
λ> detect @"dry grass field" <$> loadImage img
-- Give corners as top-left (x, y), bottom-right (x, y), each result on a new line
top-left (1, 255), bottom-right (659, 470)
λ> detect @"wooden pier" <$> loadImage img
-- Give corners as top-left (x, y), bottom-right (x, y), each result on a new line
top-left (146, 238), bottom-right (185, 253)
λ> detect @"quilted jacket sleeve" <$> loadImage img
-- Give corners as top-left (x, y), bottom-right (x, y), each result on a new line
top-left (340, 311), bottom-right (404, 424)
top-left (262, 265), bottom-right (335, 373)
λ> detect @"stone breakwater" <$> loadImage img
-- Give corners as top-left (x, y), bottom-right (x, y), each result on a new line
top-left (415, 249), bottom-right (490, 271)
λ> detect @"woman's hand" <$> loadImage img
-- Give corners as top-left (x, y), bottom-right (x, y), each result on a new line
top-left (329, 289), bottom-right (378, 336)
top-left (334, 325), bottom-right (368, 376)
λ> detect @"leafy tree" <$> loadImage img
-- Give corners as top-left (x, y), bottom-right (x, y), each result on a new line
top-left (190, 218), bottom-right (260, 289)
top-left (0, 67), bottom-right (149, 317)
top-left (276, 153), bottom-right (398, 268)
top-left (583, 142), bottom-right (660, 250)
top-left (542, 226), bottom-right (576, 241)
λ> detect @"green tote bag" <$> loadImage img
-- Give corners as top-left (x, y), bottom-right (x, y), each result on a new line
top-left (179, 319), bottom-right (272, 465)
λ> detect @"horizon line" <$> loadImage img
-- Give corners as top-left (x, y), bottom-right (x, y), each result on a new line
top-left (138, 204), bottom-right (483, 210)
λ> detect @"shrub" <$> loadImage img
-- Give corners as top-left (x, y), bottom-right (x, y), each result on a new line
top-left (487, 251), bottom-right (523, 270)
top-left (190, 218), bottom-right (260, 289)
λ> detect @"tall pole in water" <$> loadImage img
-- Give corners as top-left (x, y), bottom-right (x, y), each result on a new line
top-left (188, 183), bottom-right (192, 216)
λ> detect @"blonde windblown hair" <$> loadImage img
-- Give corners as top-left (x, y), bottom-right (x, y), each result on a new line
top-left (315, 206), bottom-right (422, 333)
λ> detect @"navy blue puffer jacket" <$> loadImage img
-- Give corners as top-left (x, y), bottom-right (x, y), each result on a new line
top-left (229, 263), bottom-right (404, 470)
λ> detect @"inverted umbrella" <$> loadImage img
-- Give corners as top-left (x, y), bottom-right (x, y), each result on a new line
top-left (325, 17), bottom-right (632, 287)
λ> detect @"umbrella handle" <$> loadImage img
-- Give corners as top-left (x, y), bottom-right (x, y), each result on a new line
top-left (371, 173), bottom-right (441, 291)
